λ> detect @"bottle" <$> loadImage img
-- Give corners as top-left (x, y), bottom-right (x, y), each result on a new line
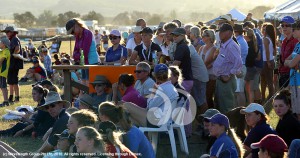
top-left (152, 51), bottom-right (157, 65)
top-left (80, 49), bottom-right (85, 66)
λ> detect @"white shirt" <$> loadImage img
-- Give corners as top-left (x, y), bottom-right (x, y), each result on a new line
top-left (262, 36), bottom-right (274, 61)
top-left (126, 38), bottom-right (142, 51)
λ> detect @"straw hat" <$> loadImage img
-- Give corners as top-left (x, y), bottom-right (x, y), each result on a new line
top-left (90, 75), bottom-right (111, 87)
top-left (38, 91), bottom-right (71, 111)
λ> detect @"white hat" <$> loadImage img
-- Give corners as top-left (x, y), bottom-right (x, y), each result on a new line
top-left (133, 26), bottom-right (142, 33)
top-left (109, 30), bottom-right (121, 37)
top-left (240, 103), bottom-right (266, 115)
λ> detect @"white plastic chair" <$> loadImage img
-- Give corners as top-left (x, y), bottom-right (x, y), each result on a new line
top-left (139, 99), bottom-right (190, 157)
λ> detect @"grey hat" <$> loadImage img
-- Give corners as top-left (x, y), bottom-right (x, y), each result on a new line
top-left (200, 109), bottom-right (220, 118)
top-left (1, 26), bottom-right (18, 34)
top-left (90, 75), bottom-right (111, 87)
top-left (79, 94), bottom-right (97, 110)
top-left (0, 37), bottom-right (10, 49)
top-left (38, 91), bottom-right (71, 111)
top-left (171, 28), bottom-right (186, 36)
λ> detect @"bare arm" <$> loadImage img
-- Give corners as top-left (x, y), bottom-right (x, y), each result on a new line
top-left (129, 51), bottom-right (139, 65)
top-left (36, 140), bottom-right (54, 154)
top-left (0, 57), bottom-right (4, 66)
top-left (263, 38), bottom-right (270, 61)
top-left (205, 47), bottom-right (217, 69)
top-left (285, 54), bottom-right (300, 68)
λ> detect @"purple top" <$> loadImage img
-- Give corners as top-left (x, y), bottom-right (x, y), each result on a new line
top-left (122, 86), bottom-right (147, 108)
top-left (73, 28), bottom-right (93, 64)
top-left (213, 38), bottom-right (242, 76)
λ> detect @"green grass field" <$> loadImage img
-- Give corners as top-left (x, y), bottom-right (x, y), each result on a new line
top-left (0, 41), bottom-right (280, 156)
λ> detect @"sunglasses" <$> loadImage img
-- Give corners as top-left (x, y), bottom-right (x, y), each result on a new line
top-left (134, 70), bottom-right (146, 73)
top-left (109, 36), bottom-right (119, 40)
top-left (45, 104), bottom-right (56, 110)
top-left (281, 24), bottom-right (291, 28)
top-left (95, 84), bottom-right (105, 87)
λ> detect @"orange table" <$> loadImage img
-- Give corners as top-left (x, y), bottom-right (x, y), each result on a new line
top-left (52, 65), bottom-right (136, 102)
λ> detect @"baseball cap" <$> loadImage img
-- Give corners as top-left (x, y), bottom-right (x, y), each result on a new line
top-left (141, 27), bottom-right (153, 34)
top-left (219, 23), bottom-right (233, 32)
top-left (207, 113), bottom-right (230, 129)
top-left (171, 28), bottom-right (186, 36)
top-left (251, 134), bottom-right (288, 153)
top-left (280, 16), bottom-right (295, 24)
top-left (154, 64), bottom-right (168, 74)
top-left (54, 129), bottom-right (75, 143)
top-left (32, 58), bottom-right (39, 64)
top-left (200, 109), bottom-right (220, 118)
top-left (109, 30), bottom-right (121, 37)
top-left (240, 103), bottom-right (266, 115)
top-left (0, 37), bottom-right (10, 49)
top-left (66, 19), bottom-right (76, 35)
top-left (1, 26), bottom-right (18, 34)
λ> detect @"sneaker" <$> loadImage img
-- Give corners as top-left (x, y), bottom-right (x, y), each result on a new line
top-left (8, 95), bottom-right (14, 103)
top-left (0, 101), bottom-right (9, 107)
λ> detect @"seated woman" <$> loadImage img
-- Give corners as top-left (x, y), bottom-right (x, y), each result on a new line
top-left (129, 27), bottom-right (162, 65)
top-left (19, 56), bottom-right (47, 82)
top-left (273, 90), bottom-right (300, 146)
top-left (41, 48), bottom-right (53, 79)
top-left (98, 102), bottom-right (155, 158)
top-left (251, 134), bottom-right (288, 158)
top-left (98, 121), bottom-right (137, 158)
top-left (49, 40), bottom-right (59, 54)
top-left (112, 74), bottom-right (146, 108)
top-left (104, 30), bottom-right (127, 65)
top-left (75, 126), bottom-right (106, 157)
top-left (0, 85), bottom-right (55, 137)
top-left (89, 75), bottom-right (111, 108)
top-left (240, 103), bottom-right (277, 158)
top-left (206, 113), bottom-right (244, 158)
top-left (67, 109), bottom-right (98, 154)
top-left (123, 64), bottom-right (178, 127)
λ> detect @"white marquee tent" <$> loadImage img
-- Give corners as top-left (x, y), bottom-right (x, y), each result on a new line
top-left (206, 8), bottom-right (247, 25)
top-left (264, 0), bottom-right (300, 20)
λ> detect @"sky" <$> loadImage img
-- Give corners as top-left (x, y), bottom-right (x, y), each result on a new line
top-left (0, 0), bottom-right (290, 19)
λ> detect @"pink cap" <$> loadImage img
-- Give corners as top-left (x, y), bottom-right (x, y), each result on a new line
top-left (109, 30), bottom-right (121, 37)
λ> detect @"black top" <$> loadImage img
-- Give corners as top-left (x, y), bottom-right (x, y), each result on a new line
top-left (134, 42), bottom-right (162, 62)
top-left (9, 36), bottom-right (24, 69)
top-left (48, 109), bottom-right (70, 146)
top-left (276, 111), bottom-right (300, 146)
top-left (33, 99), bottom-right (56, 136)
top-left (174, 40), bottom-right (193, 80)
top-left (245, 40), bottom-right (257, 67)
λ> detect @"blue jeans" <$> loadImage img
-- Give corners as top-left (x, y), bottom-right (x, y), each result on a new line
top-left (289, 139), bottom-right (300, 158)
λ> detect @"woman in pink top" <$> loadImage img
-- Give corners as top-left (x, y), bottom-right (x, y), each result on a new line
top-left (112, 74), bottom-right (147, 108)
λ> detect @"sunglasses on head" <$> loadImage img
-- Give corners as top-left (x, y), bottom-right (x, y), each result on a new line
top-left (109, 36), bottom-right (119, 40)
top-left (281, 24), bottom-right (291, 28)
top-left (45, 104), bottom-right (56, 110)
top-left (134, 70), bottom-right (146, 73)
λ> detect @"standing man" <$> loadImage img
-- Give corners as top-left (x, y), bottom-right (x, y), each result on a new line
top-left (213, 24), bottom-right (243, 113)
top-left (127, 18), bottom-right (147, 41)
top-left (94, 29), bottom-right (102, 52)
top-left (171, 28), bottom-right (194, 92)
top-left (279, 16), bottom-right (298, 88)
top-left (1, 26), bottom-right (23, 103)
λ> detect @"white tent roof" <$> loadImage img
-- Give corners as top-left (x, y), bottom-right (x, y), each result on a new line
top-left (228, 9), bottom-right (247, 21)
top-left (264, 0), bottom-right (300, 19)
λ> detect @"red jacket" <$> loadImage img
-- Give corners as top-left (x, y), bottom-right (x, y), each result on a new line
top-left (279, 36), bottom-right (298, 74)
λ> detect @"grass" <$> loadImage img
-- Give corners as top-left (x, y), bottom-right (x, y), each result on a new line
top-left (0, 41), bottom-right (281, 156)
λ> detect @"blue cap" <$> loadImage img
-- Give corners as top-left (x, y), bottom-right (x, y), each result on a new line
top-left (280, 16), bottom-right (295, 24)
top-left (208, 113), bottom-right (229, 129)
top-left (154, 64), bottom-right (168, 73)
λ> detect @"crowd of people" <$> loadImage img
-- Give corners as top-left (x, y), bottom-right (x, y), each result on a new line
top-left (0, 11), bottom-right (300, 157)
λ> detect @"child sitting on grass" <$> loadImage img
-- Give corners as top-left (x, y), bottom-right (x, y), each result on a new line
top-left (0, 37), bottom-right (11, 107)
top-left (19, 56), bottom-right (47, 82)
